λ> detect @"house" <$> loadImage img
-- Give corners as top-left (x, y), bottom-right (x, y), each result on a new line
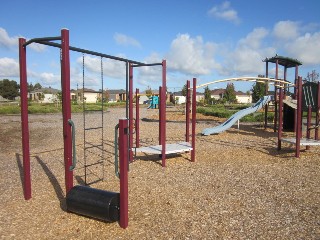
top-left (169, 91), bottom-right (204, 104)
top-left (210, 88), bottom-right (252, 103)
top-left (210, 88), bottom-right (225, 100)
top-left (235, 91), bottom-right (252, 103)
top-left (29, 87), bottom-right (60, 103)
top-left (75, 88), bottom-right (101, 103)
top-left (107, 89), bottom-right (126, 102)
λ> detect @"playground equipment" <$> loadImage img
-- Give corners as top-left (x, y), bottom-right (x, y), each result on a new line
top-left (19, 29), bottom-right (157, 228)
top-left (131, 74), bottom-right (196, 167)
top-left (263, 55), bottom-right (320, 157)
top-left (147, 95), bottom-right (159, 109)
top-left (202, 95), bottom-right (272, 135)
top-left (278, 77), bottom-right (320, 157)
top-left (19, 29), bottom-right (196, 228)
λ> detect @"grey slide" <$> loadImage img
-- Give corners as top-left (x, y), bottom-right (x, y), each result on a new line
top-left (202, 96), bottom-right (272, 135)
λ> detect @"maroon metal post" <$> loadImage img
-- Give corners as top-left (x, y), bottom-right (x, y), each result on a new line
top-left (264, 61), bottom-right (269, 129)
top-left (294, 65), bottom-right (299, 133)
top-left (159, 86), bottom-right (162, 146)
top-left (161, 60), bottom-right (167, 167)
top-left (135, 88), bottom-right (140, 148)
top-left (19, 38), bottom-right (31, 200)
top-left (191, 78), bottom-right (197, 162)
top-left (129, 64), bottom-right (134, 162)
top-left (274, 59), bottom-right (279, 132)
top-left (186, 80), bottom-right (190, 142)
top-left (306, 105), bottom-right (312, 150)
top-left (316, 82), bottom-right (320, 140)
top-left (295, 76), bottom-right (302, 158)
top-left (118, 119), bottom-right (129, 229)
top-left (277, 83), bottom-right (284, 150)
top-left (159, 86), bottom-right (166, 167)
top-left (61, 29), bottom-right (73, 193)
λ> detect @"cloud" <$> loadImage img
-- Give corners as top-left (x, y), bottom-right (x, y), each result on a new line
top-left (0, 27), bottom-right (46, 52)
top-left (208, 1), bottom-right (240, 24)
top-left (223, 28), bottom-right (275, 75)
top-left (165, 34), bottom-right (222, 75)
top-left (0, 28), bottom-right (18, 49)
top-left (37, 72), bottom-right (60, 85)
top-left (137, 52), bottom-right (163, 86)
top-left (285, 32), bottom-right (320, 65)
top-left (75, 55), bottom-right (127, 88)
top-left (273, 21), bottom-right (300, 40)
top-left (0, 57), bottom-right (19, 77)
top-left (114, 33), bottom-right (141, 48)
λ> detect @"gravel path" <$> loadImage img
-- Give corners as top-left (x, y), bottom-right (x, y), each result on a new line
top-left (0, 107), bottom-right (319, 239)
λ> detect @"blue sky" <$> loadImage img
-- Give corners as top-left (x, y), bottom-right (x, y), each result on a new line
top-left (1, 0), bottom-right (319, 93)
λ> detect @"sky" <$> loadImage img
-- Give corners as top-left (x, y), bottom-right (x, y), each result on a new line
top-left (1, 0), bottom-right (320, 93)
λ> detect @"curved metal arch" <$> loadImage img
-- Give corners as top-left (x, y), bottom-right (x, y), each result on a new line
top-left (195, 77), bottom-right (295, 89)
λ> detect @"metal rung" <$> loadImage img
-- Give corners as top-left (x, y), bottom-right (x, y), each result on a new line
top-left (84, 143), bottom-right (103, 150)
top-left (84, 109), bottom-right (103, 112)
top-left (85, 126), bottom-right (103, 131)
top-left (85, 161), bottom-right (104, 168)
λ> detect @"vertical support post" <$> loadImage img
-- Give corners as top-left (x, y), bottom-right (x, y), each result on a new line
top-left (129, 64), bottom-right (134, 162)
top-left (274, 59), bottom-right (279, 132)
top-left (191, 78), bottom-right (196, 162)
top-left (159, 86), bottom-right (162, 146)
top-left (19, 38), bottom-right (31, 200)
top-left (186, 80), bottom-right (190, 142)
top-left (296, 76), bottom-right (302, 158)
top-left (294, 65), bottom-right (299, 133)
top-left (264, 61), bottom-right (269, 129)
top-left (61, 29), bottom-right (73, 193)
top-left (135, 88), bottom-right (140, 148)
top-left (283, 67), bottom-right (287, 96)
top-left (306, 105), bottom-right (312, 150)
top-left (119, 119), bottom-right (129, 229)
top-left (161, 60), bottom-right (167, 167)
top-left (316, 82), bottom-right (320, 140)
top-left (277, 83), bottom-right (284, 150)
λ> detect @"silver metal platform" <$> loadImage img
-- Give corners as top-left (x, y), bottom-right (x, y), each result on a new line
top-left (134, 142), bottom-right (193, 154)
top-left (282, 138), bottom-right (320, 146)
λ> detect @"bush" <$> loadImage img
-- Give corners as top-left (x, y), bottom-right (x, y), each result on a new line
top-left (197, 105), bottom-right (275, 122)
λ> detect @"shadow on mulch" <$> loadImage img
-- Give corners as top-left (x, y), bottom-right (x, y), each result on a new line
top-left (15, 153), bottom-right (67, 210)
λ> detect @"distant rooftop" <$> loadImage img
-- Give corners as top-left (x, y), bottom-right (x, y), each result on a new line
top-left (263, 55), bottom-right (302, 68)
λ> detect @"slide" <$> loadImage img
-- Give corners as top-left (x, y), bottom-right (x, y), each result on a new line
top-left (202, 95), bottom-right (272, 135)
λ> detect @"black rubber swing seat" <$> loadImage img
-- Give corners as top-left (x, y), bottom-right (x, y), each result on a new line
top-left (66, 185), bottom-right (120, 222)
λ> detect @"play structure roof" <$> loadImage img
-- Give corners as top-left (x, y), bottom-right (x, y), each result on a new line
top-left (263, 55), bottom-right (302, 68)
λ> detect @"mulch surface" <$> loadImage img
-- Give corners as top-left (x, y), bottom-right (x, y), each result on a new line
top-left (0, 107), bottom-right (319, 239)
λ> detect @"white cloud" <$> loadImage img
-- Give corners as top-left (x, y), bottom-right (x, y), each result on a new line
top-left (273, 21), bottom-right (300, 40)
top-left (223, 28), bottom-right (275, 75)
top-left (208, 1), bottom-right (240, 24)
top-left (165, 34), bottom-right (221, 75)
top-left (0, 27), bottom-right (46, 52)
top-left (75, 55), bottom-right (127, 88)
top-left (114, 33), bottom-right (141, 48)
top-left (285, 32), bottom-right (320, 65)
top-left (0, 57), bottom-right (19, 77)
top-left (28, 42), bottom-right (47, 52)
top-left (38, 72), bottom-right (60, 85)
top-left (0, 28), bottom-right (18, 49)
top-left (137, 52), bottom-right (163, 86)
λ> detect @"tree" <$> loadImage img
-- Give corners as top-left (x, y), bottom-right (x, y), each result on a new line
top-left (34, 83), bottom-right (42, 90)
top-left (145, 86), bottom-right (152, 96)
top-left (305, 70), bottom-right (319, 82)
top-left (223, 83), bottom-right (237, 103)
top-left (0, 79), bottom-right (20, 100)
top-left (181, 84), bottom-right (187, 97)
top-left (204, 86), bottom-right (211, 104)
top-left (251, 82), bottom-right (266, 103)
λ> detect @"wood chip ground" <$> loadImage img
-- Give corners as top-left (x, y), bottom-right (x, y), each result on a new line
top-left (0, 107), bottom-right (319, 239)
